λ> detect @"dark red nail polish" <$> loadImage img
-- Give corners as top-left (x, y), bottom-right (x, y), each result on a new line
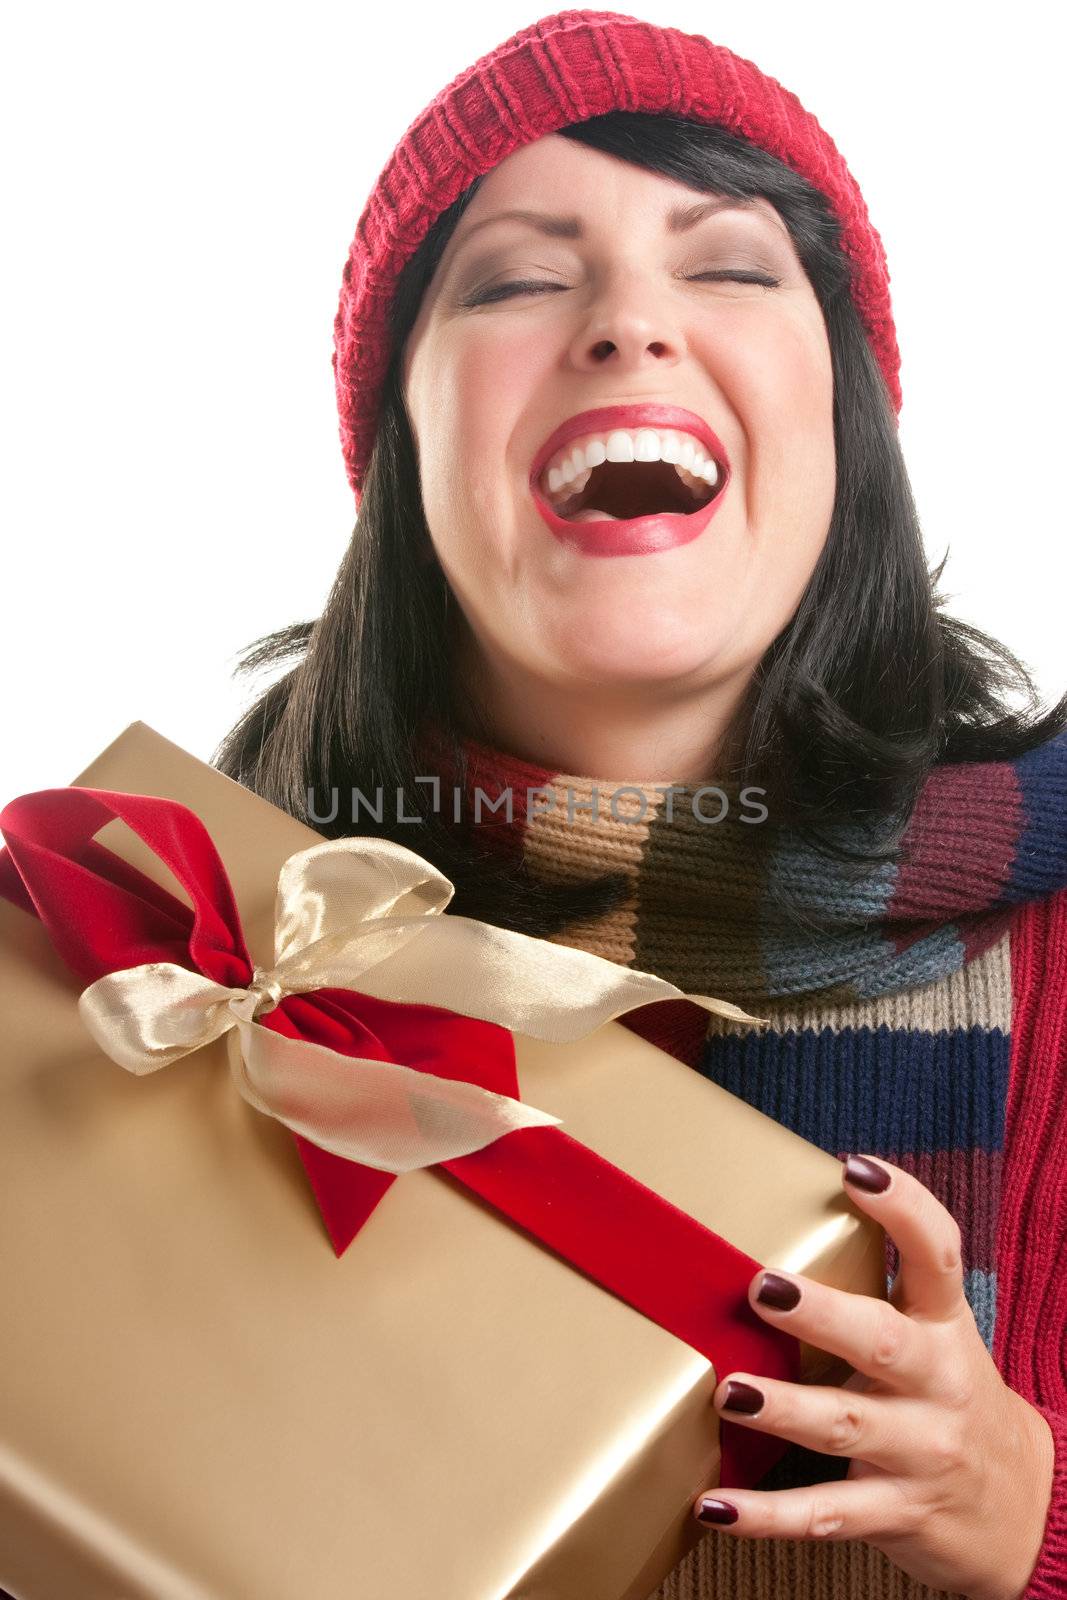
top-left (722, 1380), bottom-right (764, 1415)
top-left (756, 1271), bottom-right (801, 1311)
top-left (844, 1155), bottom-right (891, 1193)
top-left (696, 1497), bottom-right (739, 1525)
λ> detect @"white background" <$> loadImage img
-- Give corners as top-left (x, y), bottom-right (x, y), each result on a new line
top-left (2, 0), bottom-right (1063, 800)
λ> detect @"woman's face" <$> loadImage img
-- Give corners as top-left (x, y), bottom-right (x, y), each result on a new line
top-left (401, 133), bottom-right (835, 728)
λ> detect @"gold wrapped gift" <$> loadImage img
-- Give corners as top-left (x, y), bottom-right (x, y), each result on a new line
top-left (0, 723), bottom-right (886, 1600)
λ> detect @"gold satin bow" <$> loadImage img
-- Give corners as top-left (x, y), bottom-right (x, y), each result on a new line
top-left (77, 835), bottom-right (765, 1173)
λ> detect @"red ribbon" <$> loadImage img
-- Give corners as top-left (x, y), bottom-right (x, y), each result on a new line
top-left (0, 784), bottom-right (802, 1488)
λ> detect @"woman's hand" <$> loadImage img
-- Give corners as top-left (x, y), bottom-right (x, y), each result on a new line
top-left (691, 1155), bottom-right (1057, 1600)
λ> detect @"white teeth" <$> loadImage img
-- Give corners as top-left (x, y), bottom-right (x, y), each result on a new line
top-left (547, 448), bottom-right (591, 493)
top-left (565, 442), bottom-right (615, 489)
top-left (674, 464), bottom-right (708, 496)
top-left (539, 425), bottom-right (725, 509)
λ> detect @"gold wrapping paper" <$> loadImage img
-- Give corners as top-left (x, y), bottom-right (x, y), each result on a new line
top-left (0, 723), bottom-right (887, 1600)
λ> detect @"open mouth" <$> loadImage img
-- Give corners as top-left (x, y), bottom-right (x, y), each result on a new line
top-left (542, 455), bottom-right (722, 522)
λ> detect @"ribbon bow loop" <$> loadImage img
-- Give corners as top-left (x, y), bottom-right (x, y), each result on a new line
top-left (267, 837), bottom-right (456, 995)
top-left (274, 835), bottom-right (455, 954)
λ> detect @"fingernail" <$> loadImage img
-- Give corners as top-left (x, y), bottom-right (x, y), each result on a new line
top-left (756, 1271), bottom-right (801, 1311)
top-left (844, 1155), bottom-right (892, 1193)
top-left (696, 1497), bottom-right (740, 1525)
top-left (721, 1380), bottom-right (765, 1415)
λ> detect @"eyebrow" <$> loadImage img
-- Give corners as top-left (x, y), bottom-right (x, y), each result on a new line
top-left (449, 196), bottom-right (761, 257)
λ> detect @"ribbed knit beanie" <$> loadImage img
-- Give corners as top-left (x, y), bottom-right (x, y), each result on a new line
top-left (333, 9), bottom-right (900, 506)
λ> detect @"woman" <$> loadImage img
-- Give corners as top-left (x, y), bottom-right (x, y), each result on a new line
top-left (213, 12), bottom-right (1067, 1599)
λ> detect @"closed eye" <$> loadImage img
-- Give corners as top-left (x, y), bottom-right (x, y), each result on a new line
top-left (463, 279), bottom-right (567, 306)
top-left (689, 270), bottom-right (781, 288)
top-left (464, 269), bottom-right (780, 306)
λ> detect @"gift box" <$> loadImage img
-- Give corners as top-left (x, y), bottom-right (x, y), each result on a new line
top-left (0, 722), bottom-right (887, 1600)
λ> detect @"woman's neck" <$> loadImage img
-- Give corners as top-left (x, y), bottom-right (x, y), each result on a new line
top-left (452, 657), bottom-right (754, 787)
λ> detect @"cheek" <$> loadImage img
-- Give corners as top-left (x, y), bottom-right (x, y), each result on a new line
top-left (419, 330), bottom-right (546, 519)
top-left (735, 313), bottom-right (835, 521)
top-left (755, 307), bottom-right (834, 435)
top-left (791, 327), bottom-right (836, 525)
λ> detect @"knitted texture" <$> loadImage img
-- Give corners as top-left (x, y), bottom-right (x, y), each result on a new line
top-left (436, 728), bottom-right (1067, 1600)
top-left (333, 9), bottom-right (902, 505)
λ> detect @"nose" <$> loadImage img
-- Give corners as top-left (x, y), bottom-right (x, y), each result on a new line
top-left (568, 271), bottom-right (687, 374)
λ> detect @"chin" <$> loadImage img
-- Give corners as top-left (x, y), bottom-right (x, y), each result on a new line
top-left (553, 643), bottom-right (717, 688)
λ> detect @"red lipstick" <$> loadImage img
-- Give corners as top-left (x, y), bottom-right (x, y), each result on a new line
top-left (528, 405), bottom-right (731, 558)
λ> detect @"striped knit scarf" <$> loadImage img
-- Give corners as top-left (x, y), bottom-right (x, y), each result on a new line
top-left (441, 728), bottom-right (1067, 1600)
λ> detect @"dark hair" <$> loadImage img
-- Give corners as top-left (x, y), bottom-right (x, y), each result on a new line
top-left (211, 111), bottom-right (1067, 936)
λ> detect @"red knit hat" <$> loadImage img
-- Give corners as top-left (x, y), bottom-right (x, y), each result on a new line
top-left (333, 9), bottom-right (900, 506)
